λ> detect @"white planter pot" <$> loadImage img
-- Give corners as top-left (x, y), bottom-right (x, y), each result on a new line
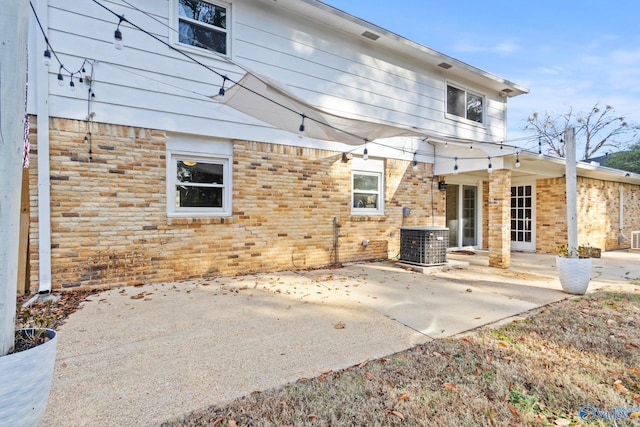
top-left (0, 329), bottom-right (57, 427)
top-left (556, 256), bottom-right (592, 295)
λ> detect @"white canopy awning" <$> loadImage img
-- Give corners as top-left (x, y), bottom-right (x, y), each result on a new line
top-left (214, 72), bottom-right (422, 146)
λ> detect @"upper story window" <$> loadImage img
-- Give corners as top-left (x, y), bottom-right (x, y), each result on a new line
top-left (177, 0), bottom-right (228, 54)
top-left (351, 158), bottom-right (385, 216)
top-left (446, 84), bottom-right (484, 124)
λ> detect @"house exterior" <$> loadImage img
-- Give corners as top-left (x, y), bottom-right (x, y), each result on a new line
top-left (25, 0), bottom-right (640, 292)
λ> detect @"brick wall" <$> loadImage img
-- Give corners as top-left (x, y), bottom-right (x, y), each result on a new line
top-left (536, 176), bottom-right (640, 253)
top-left (28, 117), bottom-right (445, 291)
top-left (487, 169), bottom-right (511, 268)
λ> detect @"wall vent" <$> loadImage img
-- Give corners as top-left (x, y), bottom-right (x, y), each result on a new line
top-left (632, 231), bottom-right (640, 251)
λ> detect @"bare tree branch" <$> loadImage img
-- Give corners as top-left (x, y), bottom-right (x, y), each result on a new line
top-left (524, 103), bottom-right (639, 159)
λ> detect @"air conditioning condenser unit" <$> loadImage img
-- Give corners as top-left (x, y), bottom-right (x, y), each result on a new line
top-left (632, 231), bottom-right (640, 252)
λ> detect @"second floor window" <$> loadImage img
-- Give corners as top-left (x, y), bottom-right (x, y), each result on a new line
top-left (178, 0), bottom-right (228, 54)
top-left (447, 84), bottom-right (484, 124)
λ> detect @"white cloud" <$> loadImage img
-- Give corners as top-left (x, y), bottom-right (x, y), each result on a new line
top-left (452, 39), bottom-right (520, 55)
top-left (610, 48), bottom-right (640, 65)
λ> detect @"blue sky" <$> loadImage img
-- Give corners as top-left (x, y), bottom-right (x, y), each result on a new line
top-left (323, 1), bottom-right (640, 148)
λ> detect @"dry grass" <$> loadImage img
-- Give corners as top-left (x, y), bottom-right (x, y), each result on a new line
top-left (164, 291), bottom-right (640, 426)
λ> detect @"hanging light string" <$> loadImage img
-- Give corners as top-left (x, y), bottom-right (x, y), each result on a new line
top-left (31, 0), bottom-right (566, 164)
top-left (110, 0), bottom-right (563, 160)
top-left (86, 0), bottom-right (371, 147)
top-left (29, 1), bottom-right (89, 88)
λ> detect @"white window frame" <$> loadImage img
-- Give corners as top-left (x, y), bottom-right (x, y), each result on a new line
top-left (445, 83), bottom-right (485, 125)
top-left (166, 137), bottom-right (233, 217)
top-left (351, 158), bottom-right (385, 215)
top-left (170, 0), bottom-right (231, 57)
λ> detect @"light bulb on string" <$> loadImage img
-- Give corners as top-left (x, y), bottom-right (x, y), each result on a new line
top-left (453, 156), bottom-right (459, 175)
top-left (69, 74), bottom-right (76, 91)
top-left (57, 65), bottom-right (64, 86)
top-left (470, 144), bottom-right (473, 150)
top-left (217, 76), bottom-right (227, 102)
top-left (412, 152), bottom-right (418, 170)
top-left (43, 49), bottom-right (51, 66)
top-left (487, 156), bottom-right (493, 174)
top-left (114, 16), bottom-right (124, 50)
top-left (298, 114), bottom-right (306, 138)
top-left (363, 139), bottom-right (369, 161)
top-left (515, 152), bottom-right (521, 168)
top-left (444, 141), bottom-right (448, 148)
top-left (538, 137), bottom-right (543, 157)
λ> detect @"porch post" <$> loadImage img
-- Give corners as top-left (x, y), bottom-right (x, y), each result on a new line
top-left (488, 169), bottom-right (511, 268)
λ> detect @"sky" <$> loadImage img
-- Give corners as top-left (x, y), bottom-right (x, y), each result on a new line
top-left (322, 0), bottom-right (640, 148)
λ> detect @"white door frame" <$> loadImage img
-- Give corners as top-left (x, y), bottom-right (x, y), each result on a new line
top-left (445, 178), bottom-right (483, 249)
top-left (510, 179), bottom-right (536, 252)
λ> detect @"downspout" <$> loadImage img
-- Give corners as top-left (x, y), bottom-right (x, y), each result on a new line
top-left (619, 186), bottom-right (629, 243)
top-left (35, 0), bottom-right (52, 294)
top-left (427, 138), bottom-right (436, 226)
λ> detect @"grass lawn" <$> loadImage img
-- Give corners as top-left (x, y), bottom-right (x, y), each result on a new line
top-left (163, 290), bottom-right (640, 426)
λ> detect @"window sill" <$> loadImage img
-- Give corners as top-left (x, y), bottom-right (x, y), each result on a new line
top-left (166, 216), bottom-right (233, 226)
top-left (444, 113), bottom-right (486, 128)
top-left (172, 41), bottom-right (229, 62)
top-left (350, 215), bottom-right (388, 222)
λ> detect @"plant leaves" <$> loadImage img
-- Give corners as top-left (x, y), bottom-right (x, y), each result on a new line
top-left (507, 403), bottom-right (519, 418)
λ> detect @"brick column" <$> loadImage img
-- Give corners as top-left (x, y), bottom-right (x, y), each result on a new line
top-left (488, 169), bottom-right (511, 268)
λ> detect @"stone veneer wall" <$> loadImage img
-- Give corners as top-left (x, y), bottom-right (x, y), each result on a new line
top-left (536, 176), bottom-right (640, 253)
top-left (27, 117), bottom-right (445, 291)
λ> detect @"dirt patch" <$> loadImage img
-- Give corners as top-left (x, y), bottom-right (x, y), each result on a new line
top-left (15, 290), bottom-right (103, 331)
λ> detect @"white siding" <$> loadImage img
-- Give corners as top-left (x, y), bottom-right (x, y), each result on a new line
top-left (29, 0), bottom-right (508, 158)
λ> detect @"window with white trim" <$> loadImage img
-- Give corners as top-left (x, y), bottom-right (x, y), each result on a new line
top-left (446, 84), bottom-right (484, 124)
top-left (177, 0), bottom-right (228, 54)
top-left (167, 150), bottom-right (232, 217)
top-left (352, 158), bottom-right (384, 215)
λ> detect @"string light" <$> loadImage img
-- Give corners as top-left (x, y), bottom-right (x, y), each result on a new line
top-left (444, 141), bottom-right (448, 148)
top-left (412, 151), bottom-right (418, 170)
top-left (57, 65), bottom-right (64, 86)
top-left (69, 74), bottom-right (76, 91)
top-left (114, 15), bottom-right (125, 50)
top-left (43, 48), bottom-right (51, 66)
top-left (363, 139), bottom-right (369, 161)
top-left (515, 151), bottom-right (521, 168)
top-left (453, 156), bottom-right (459, 175)
top-left (298, 114), bottom-right (306, 138)
top-left (538, 137), bottom-right (543, 157)
top-left (470, 144), bottom-right (474, 150)
top-left (487, 156), bottom-right (493, 174)
top-left (217, 75), bottom-right (227, 101)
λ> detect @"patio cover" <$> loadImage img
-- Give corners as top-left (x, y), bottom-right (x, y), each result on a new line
top-left (215, 72), bottom-right (422, 146)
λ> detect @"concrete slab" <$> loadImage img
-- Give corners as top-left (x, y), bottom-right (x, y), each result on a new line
top-left (42, 250), bottom-right (640, 426)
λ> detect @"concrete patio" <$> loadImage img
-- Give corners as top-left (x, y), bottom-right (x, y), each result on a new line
top-left (42, 250), bottom-right (640, 426)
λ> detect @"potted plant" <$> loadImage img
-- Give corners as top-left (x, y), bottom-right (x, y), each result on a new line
top-left (0, 306), bottom-right (58, 426)
top-left (556, 244), bottom-right (592, 295)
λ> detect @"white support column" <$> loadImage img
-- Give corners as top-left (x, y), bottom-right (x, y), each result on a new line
top-left (0, 0), bottom-right (29, 355)
top-left (565, 127), bottom-right (578, 256)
